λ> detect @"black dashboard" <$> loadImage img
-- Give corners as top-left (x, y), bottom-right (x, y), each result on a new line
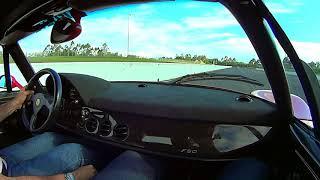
top-left (47, 73), bottom-right (280, 161)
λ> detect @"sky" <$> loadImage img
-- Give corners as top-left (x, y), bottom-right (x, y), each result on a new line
top-left (19, 0), bottom-right (320, 63)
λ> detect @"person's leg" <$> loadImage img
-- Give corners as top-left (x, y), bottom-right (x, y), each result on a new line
top-left (217, 158), bottom-right (270, 180)
top-left (9, 143), bottom-right (101, 176)
top-left (94, 151), bottom-right (164, 180)
top-left (0, 132), bottom-right (74, 165)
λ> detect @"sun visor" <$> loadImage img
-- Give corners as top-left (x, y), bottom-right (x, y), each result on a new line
top-left (68, 0), bottom-right (171, 11)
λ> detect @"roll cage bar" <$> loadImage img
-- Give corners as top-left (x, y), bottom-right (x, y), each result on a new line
top-left (2, 0), bottom-right (320, 136)
top-left (2, 47), bottom-right (12, 92)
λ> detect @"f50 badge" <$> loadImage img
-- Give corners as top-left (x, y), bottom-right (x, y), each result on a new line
top-left (180, 149), bottom-right (198, 154)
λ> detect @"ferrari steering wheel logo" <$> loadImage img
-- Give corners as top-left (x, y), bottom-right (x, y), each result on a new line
top-left (35, 98), bottom-right (41, 107)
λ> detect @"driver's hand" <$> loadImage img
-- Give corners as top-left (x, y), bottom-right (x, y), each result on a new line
top-left (72, 165), bottom-right (97, 180)
top-left (11, 90), bottom-right (34, 110)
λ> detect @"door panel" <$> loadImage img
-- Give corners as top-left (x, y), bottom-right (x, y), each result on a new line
top-left (291, 123), bottom-right (320, 180)
top-left (285, 60), bottom-right (320, 179)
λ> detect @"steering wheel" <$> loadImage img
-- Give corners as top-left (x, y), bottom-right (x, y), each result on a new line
top-left (21, 68), bottom-right (62, 133)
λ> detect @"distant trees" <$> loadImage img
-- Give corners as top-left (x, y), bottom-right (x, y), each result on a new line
top-left (170, 55), bottom-right (320, 74)
top-left (39, 41), bottom-right (121, 57)
top-left (221, 56), bottom-right (236, 63)
top-left (308, 61), bottom-right (320, 69)
top-left (175, 54), bottom-right (208, 62)
top-left (25, 41), bottom-right (320, 74)
top-left (175, 54), bottom-right (206, 62)
top-left (282, 56), bottom-right (320, 74)
top-left (249, 58), bottom-right (261, 68)
top-left (282, 56), bottom-right (293, 69)
top-left (307, 61), bottom-right (320, 74)
top-left (173, 54), bottom-right (263, 68)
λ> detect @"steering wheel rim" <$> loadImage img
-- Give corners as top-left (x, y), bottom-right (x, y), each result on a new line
top-left (21, 68), bottom-right (62, 133)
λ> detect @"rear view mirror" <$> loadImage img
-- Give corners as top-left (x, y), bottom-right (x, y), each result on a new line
top-left (50, 9), bottom-right (86, 44)
top-left (0, 75), bottom-right (24, 90)
top-left (50, 17), bottom-right (82, 44)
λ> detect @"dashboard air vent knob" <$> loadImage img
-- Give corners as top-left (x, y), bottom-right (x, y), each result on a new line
top-left (113, 124), bottom-right (129, 140)
top-left (85, 117), bottom-right (99, 134)
top-left (99, 119), bottom-right (112, 137)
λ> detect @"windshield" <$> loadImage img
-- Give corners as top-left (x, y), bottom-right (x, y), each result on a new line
top-left (16, 1), bottom-right (271, 95)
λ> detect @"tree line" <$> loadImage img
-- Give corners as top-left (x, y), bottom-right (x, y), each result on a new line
top-left (23, 41), bottom-right (320, 73)
top-left (32, 41), bottom-right (122, 57)
top-left (283, 56), bottom-right (320, 74)
top-left (169, 54), bottom-right (262, 68)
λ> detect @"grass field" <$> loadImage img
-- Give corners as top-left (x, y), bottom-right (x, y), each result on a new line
top-left (1, 56), bottom-right (196, 64)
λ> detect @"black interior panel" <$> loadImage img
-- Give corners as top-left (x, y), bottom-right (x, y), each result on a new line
top-left (59, 73), bottom-right (280, 126)
top-left (49, 73), bottom-right (280, 160)
top-left (89, 82), bottom-right (279, 125)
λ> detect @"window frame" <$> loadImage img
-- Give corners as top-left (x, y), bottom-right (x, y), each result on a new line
top-left (1, 46), bottom-right (12, 92)
top-left (253, 0), bottom-right (320, 138)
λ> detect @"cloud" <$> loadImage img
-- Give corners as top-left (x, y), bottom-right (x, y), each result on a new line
top-left (133, 3), bottom-right (155, 16)
top-left (207, 33), bottom-right (235, 39)
top-left (274, 40), bottom-right (320, 63)
top-left (19, 27), bottom-right (52, 53)
top-left (264, 0), bottom-right (303, 14)
top-left (184, 17), bottom-right (237, 29)
top-left (182, 7), bottom-right (238, 29)
top-left (184, 2), bottom-right (202, 9)
top-left (266, 2), bottom-right (295, 14)
top-left (292, 41), bottom-right (320, 63)
top-left (291, 1), bottom-right (304, 7)
top-left (71, 15), bottom-right (185, 57)
top-left (210, 37), bottom-right (258, 60)
top-left (183, 10), bottom-right (238, 29)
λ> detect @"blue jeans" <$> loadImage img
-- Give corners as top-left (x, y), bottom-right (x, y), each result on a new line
top-left (217, 158), bottom-right (269, 180)
top-left (0, 132), bottom-right (104, 176)
top-left (94, 151), bottom-right (164, 180)
top-left (97, 152), bottom-right (269, 180)
top-left (0, 131), bottom-right (269, 179)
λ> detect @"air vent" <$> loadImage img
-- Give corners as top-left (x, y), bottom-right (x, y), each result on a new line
top-left (99, 120), bottom-right (112, 137)
top-left (113, 124), bottom-right (129, 141)
top-left (236, 95), bottom-right (253, 103)
top-left (85, 118), bottom-right (99, 134)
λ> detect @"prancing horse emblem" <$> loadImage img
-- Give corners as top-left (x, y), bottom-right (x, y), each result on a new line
top-left (35, 98), bottom-right (41, 107)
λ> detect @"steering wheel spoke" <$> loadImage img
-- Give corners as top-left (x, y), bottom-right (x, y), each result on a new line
top-left (43, 95), bottom-right (54, 112)
top-left (29, 114), bottom-right (38, 130)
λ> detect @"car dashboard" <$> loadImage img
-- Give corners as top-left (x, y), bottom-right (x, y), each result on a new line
top-left (47, 73), bottom-right (280, 161)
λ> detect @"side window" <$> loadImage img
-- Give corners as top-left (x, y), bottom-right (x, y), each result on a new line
top-left (283, 57), bottom-right (313, 127)
top-left (0, 47), bottom-right (4, 92)
top-left (9, 63), bottom-right (28, 90)
top-left (0, 46), bottom-right (27, 92)
top-left (264, 0), bottom-right (319, 128)
top-left (265, 26), bottom-right (313, 127)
